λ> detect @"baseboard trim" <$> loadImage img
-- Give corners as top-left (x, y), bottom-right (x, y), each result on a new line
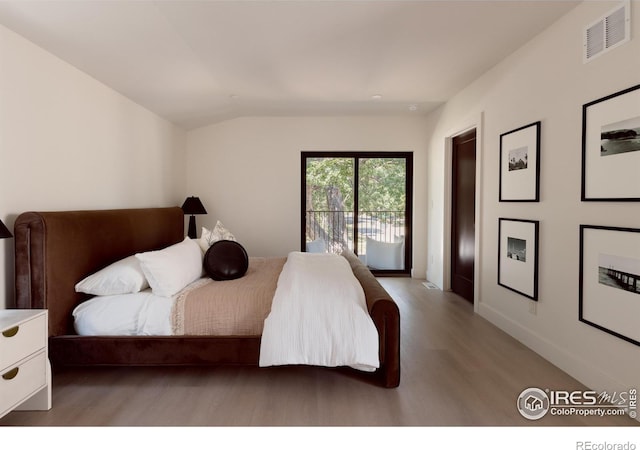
top-left (478, 302), bottom-right (639, 423)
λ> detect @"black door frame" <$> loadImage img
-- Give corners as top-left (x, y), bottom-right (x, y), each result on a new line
top-left (301, 151), bottom-right (413, 276)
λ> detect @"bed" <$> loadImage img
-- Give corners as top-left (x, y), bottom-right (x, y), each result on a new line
top-left (14, 207), bottom-right (400, 387)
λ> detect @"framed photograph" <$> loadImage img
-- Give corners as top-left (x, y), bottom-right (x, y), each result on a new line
top-left (498, 218), bottom-right (539, 300)
top-left (581, 83), bottom-right (640, 201)
top-left (579, 225), bottom-right (640, 346)
top-left (499, 121), bottom-right (541, 202)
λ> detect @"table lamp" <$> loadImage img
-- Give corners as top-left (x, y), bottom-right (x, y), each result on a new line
top-left (0, 219), bottom-right (12, 239)
top-left (181, 197), bottom-right (207, 239)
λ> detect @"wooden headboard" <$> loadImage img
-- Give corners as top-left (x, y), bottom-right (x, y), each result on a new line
top-left (14, 207), bottom-right (184, 336)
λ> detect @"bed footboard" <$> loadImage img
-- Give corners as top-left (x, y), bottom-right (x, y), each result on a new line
top-left (342, 251), bottom-right (400, 388)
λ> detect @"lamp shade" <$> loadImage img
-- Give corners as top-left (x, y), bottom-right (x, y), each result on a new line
top-left (0, 219), bottom-right (12, 239)
top-left (181, 196), bottom-right (207, 215)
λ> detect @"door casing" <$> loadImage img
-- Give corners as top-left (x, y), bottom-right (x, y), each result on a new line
top-left (443, 113), bottom-right (484, 312)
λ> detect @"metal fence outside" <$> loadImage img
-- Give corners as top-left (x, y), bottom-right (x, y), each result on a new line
top-left (305, 210), bottom-right (405, 255)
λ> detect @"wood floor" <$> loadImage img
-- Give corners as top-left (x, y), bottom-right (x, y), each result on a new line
top-left (1, 278), bottom-right (637, 428)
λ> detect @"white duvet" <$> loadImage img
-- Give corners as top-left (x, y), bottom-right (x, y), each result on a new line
top-left (259, 251), bottom-right (379, 372)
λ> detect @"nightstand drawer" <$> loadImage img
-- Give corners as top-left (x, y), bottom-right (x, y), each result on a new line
top-left (0, 313), bottom-right (46, 371)
top-left (0, 351), bottom-right (47, 415)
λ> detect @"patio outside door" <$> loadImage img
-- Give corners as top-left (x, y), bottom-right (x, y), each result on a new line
top-left (302, 152), bottom-right (412, 276)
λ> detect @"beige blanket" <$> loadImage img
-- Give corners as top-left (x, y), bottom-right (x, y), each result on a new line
top-left (172, 257), bottom-right (286, 336)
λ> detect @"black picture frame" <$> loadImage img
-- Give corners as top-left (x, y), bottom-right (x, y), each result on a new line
top-left (581, 83), bottom-right (640, 201)
top-left (498, 218), bottom-right (539, 301)
top-left (499, 121), bottom-right (541, 202)
top-left (579, 225), bottom-right (640, 347)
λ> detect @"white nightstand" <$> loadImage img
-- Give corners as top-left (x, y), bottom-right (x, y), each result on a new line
top-left (0, 309), bottom-right (51, 419)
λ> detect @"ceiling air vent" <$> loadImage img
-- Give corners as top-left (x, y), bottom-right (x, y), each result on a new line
top-left (584, 0), bottom-right (631, 63)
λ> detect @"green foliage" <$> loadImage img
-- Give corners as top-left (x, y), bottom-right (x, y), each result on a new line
top-left (305, 157), bottom-right (406, 212)
top-left (358, 158), bottom-right (406, 212)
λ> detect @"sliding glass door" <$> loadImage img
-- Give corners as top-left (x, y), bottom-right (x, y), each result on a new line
top-left (302, 152), bottom-right (412, 275)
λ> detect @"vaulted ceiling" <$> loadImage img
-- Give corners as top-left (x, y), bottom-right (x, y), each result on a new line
top-left (0, 1), bottom-right (580, 129)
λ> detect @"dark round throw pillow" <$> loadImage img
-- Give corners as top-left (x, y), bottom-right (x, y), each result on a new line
top-left (203, 240), bottom-right (249, 281)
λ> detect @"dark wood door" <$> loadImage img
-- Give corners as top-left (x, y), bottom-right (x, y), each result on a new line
top-left (451, 129), bottom-right (476, 303)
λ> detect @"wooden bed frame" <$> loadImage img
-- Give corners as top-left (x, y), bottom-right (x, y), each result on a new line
top-left (14, 207), bottom-right (400, 387)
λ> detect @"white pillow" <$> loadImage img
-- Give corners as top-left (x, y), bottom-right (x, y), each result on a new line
top-left (306, 238), bottom-right (326, 253)
top-left (198, 220), bottom-right (236, 253)
top-left (365, 237), bottom-right (404, 270)
top-left (73, 290), bottom-right (174, 336)
top-left (135, 237), bottom-right (203, 297)
top-left (75, 255), bottom-right (149, 296)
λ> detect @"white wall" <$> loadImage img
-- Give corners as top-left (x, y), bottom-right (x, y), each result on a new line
top-left (186, 116), bottom-right (429, 277)
top-left (426, 1), bottom-right (640, 400)
top-left (0, 24), bottom-right (187, 308)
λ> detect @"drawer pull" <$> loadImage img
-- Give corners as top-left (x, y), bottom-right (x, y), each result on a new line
top-left (2, 326), bottom-right (19, 338)
top-left (2, 367), bottom-right (19, 380)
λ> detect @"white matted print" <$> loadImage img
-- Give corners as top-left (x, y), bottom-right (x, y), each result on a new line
top-left (582, 83), bottom-right (640, 201)
top-left (499, 121), bottom-right (540, 202)
top-left (579, 225), bottom-right (640, 346)
top-left (498, 218), bottom-right (539, 300)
